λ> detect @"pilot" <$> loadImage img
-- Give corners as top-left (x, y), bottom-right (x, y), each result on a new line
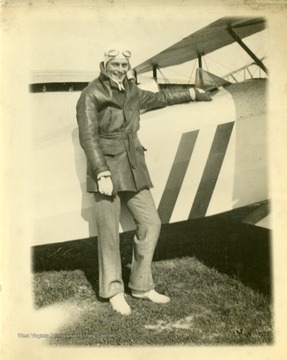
top-left (76, 46), bottom-right (212, 315)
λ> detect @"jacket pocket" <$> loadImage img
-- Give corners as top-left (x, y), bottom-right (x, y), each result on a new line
top-left (100, 138), bottom-right (126, 156)
top-left (99, 108), bottom-right (125, 133)
top-left (99, 108), bottom-right (111, 132)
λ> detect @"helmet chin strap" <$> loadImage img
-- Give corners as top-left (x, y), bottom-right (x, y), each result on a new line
top-left (110, 77), bottom-right (125, 91)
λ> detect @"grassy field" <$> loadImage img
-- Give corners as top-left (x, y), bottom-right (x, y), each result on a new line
top-left (33, 256), bottom-right (272, 346)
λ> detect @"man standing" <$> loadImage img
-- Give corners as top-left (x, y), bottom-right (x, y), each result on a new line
top-left (76, 47), bottom-right (211, 315)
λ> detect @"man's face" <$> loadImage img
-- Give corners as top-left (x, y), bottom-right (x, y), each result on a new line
top-left (106, 58), bottom-right (129, 83)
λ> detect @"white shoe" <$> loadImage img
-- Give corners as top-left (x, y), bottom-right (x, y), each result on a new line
top-left (132, 289), bottom-right (170, 304)
top-left (109, 293), bottom-right (131, 316)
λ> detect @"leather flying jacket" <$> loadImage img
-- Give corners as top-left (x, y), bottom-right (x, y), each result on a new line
top-left (76, 62), bottom-right (192, 193)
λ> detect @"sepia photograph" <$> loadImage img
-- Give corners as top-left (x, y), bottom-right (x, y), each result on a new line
top-left (1, 0), bottom-right (287, 359)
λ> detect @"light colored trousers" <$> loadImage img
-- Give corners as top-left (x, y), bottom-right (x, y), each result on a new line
top-left (94, 189), bottom-right (161, 299)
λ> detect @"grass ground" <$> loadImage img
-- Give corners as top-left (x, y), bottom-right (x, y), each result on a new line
top-left (33, 256), bottom-right (272, 346)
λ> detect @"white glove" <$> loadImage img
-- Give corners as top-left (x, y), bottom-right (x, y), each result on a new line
top-left (189, 88), bottom-right (212, 101)
top-left (97, 171), bottom-right (113, 196)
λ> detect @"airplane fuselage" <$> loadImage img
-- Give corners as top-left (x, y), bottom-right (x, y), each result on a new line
top-left (31, 78), bottom-right (268, 245)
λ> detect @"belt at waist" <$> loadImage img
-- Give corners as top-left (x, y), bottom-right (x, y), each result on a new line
top-left (99, 131), bottom-right (138, 169)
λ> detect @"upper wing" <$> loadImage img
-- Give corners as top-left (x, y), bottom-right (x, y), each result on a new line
top-left (135, 16), bottom-right (266, 75)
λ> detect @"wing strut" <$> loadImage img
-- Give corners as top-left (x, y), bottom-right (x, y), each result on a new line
top-left (227, 26), bottom-right (268, 75)
top-left (197, 53), bottom-right (204, 86)
top-left (153, 65), bottom-right (158, 81)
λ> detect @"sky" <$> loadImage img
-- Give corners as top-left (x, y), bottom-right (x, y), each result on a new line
top-left (14, 4), bottom-right (268, 83)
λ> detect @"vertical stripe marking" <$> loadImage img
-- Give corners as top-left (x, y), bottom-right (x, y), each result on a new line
top-left (157, 130), bottom-right (199, 224)
top-left (189, 122), bottom-right (234, 219)
top-left (170, 125), bottom-right (217, 223)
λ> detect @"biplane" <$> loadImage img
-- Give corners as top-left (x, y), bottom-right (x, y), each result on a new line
top-left (30, 16), bottom-right (269, 247)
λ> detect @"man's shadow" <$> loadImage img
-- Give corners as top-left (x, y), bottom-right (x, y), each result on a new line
top-left (33, 128), bottom-right (136, 298)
